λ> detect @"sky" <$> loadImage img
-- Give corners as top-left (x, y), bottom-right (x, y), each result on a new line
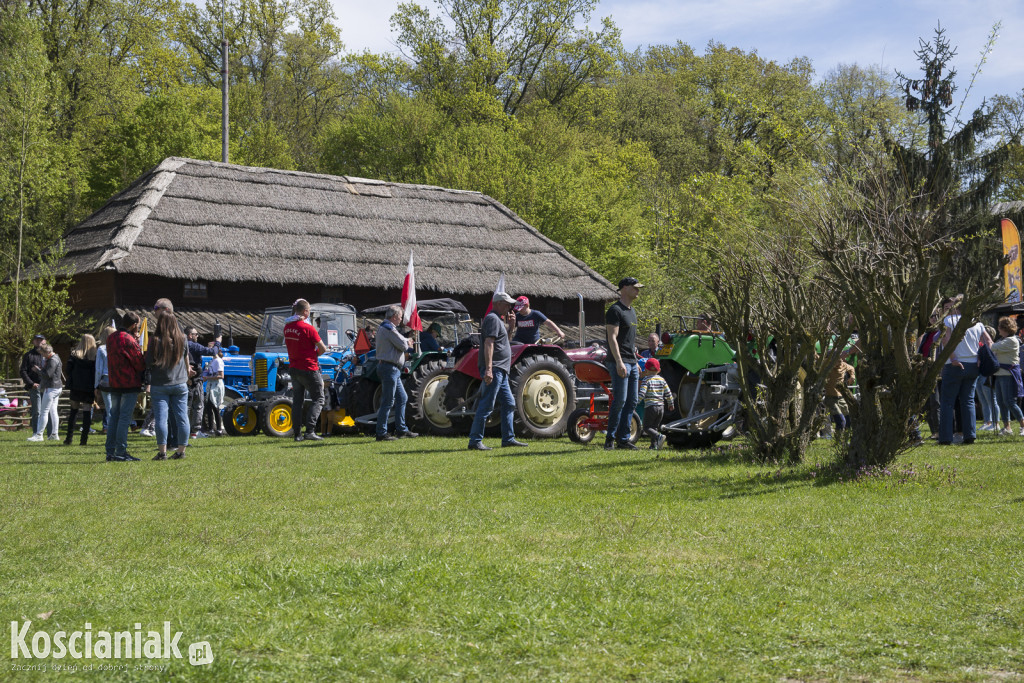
top-left (329, 0), bottom-right (1023, 116)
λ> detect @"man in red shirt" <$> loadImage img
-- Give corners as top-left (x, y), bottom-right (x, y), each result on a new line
top-left (284, 299), bottom-right (327, 442)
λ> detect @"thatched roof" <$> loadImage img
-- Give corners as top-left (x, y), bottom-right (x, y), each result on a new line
top-left (59, 158), bottom-right (618, 301)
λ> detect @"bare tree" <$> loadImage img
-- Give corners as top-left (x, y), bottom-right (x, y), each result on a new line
top-left (808, 160), bottom-right (1002, 467)
top-left (711, 234), bottom-right (851, 464)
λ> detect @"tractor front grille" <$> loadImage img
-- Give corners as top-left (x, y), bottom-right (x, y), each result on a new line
top-left (254, 358), bottom-right (268, 389)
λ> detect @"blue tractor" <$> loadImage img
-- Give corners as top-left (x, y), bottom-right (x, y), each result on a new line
top-left (222, 303), bottom-right (360, 436)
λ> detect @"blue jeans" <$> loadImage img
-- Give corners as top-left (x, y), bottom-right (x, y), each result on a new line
top-left (975, 375), bottom-right (996, 423)
top-left (940, 362), bottom-right (979, 443)
top-left (29, 385), bottom-right (55, 436)
top-left (152, 383), bottom-right (190, 448)
top-left (377, 362), bottom-right (408, 437)
top-left (98, 389), bottom-right (113, 430)
top-left (105, 391), bottom-right (139, 456)
top-left (995, 375), bottom-right (1024, 424)
top-left (606, 360), bottom-right (640, 443)
top-left (469, 368), bottom-right (516, 445)
top-left (32, 387), bottom-right (61, 438)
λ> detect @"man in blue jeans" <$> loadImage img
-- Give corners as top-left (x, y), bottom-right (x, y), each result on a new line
top-left (468, 292), bottom-right (527, 451)
top-left (605, 277), bottom-right (643, 450)
top-left (375, 305), bottom-right (418, 441)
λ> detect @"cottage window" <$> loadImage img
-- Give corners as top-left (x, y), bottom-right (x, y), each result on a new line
top-left (184, 281), bottom-right (208, 299)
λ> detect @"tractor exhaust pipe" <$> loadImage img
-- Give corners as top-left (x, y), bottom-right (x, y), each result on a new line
top-left (577, 294), bottom-right (585, 348)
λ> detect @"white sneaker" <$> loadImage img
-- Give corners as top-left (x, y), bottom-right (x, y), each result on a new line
top-left (980, 424), bottom-right (995, 431)
top-left (999, 427), bottom-right (1013, 436)
top-left (1018, 427), bottom-right (1024, 437)
top-left (952, 434), bottom-right (964, 444)
top-left (140, 428), bottom-right (155, 437)
top-left (194, 431), bottom-right (210, 438)
top-left (27, 434), bottom-right (43, 442)
top-left (47, 435), bottom-right (60, 441)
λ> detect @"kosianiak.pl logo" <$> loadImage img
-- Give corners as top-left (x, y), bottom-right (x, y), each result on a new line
top-left (10, 621), bottom-right (213, 667)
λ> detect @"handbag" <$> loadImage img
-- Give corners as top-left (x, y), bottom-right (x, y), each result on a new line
top-left (978, 343), bottom-right (998, 377)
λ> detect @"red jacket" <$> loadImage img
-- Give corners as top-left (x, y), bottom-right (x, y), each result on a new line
top-left (107, 330), bottom-right (145, 390)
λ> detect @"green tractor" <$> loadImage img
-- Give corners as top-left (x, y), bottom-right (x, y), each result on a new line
top-left (653, 317), bottom-right (743, 449)
top-left (345, 299), bottom-right (474, 435)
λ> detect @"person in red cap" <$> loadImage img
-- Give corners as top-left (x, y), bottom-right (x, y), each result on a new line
top-left (638, 358), bottom-right (674, 450)
top-left (512, 296), bottom-right (565, 345)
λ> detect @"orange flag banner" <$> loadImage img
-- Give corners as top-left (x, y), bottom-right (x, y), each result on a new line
top-left (1002, 218), bottom-right (1022, 303)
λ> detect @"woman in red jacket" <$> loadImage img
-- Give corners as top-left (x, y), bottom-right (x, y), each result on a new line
top-left (104, 311), bottom-right (146, 462)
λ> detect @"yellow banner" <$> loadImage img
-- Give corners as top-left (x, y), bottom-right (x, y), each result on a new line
top-left (1003, 219), bottom-right (1022, 303)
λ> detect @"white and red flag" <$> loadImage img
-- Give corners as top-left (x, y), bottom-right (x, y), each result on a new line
top-left (484, 273), bottom-right (506, 317)
top-left (401, 251), bottom-right (423, 331)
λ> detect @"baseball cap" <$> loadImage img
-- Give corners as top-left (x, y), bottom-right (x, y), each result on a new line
top-left (513, 296), bottom-right (530, 311)
top-left (492, 292), bottom-right (516, 304)
top-left (32, 334), bottom-right (45, 340)
top-left (645, 358), bottom-right (660, 373)
top-left (618, 277), bottom-right (643, 290)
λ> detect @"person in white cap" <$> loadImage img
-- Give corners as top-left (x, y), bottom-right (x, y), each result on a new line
top-left (468, 292), bottom-right (527, 451)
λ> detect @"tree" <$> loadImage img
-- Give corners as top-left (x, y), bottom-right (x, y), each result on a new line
top-left (390, 0), bottom-right (621, 117)
top-left (710, 231), bottom-right (850, 464)
top-left (0, 9), bottom-right (65, 317)
top-left (808, 153), bottom-right (1002, 468)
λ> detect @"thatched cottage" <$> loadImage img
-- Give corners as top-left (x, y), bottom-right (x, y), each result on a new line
top-left (59, 158), bottom-right (618, 348)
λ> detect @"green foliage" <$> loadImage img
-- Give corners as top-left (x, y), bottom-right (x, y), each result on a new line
top-left (0, 8), bottom-right (72, 269)
top-left (0, 245), bottom-right (84, 374)
top-left (86, 87), bottom-right (225, 208)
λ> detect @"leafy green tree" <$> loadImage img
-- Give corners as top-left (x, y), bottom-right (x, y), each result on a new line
top-left (86, 87), bottom-right (225, 206)
top-left (0, 9), bottom-right (69, 302)
top-left (390, 0), bottom-right (620, 117)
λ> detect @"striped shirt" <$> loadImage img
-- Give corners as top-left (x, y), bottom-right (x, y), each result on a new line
top-left (638, 374), bottom-right (675, 411)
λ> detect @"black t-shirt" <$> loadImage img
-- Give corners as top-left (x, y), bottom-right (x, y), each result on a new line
top-left (605, 301), bottom-right (638, 363)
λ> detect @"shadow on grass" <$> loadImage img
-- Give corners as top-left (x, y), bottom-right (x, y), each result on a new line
top-left (10, 458), bottom-right (107, 465)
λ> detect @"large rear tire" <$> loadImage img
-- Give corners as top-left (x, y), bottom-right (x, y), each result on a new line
top-left (261, 397), bottom-right (294, 438)
top-left (224, 401), bottom-right (259, 436)
top-left (441, 372), bottom-right (498, 435)
top-left (509, 354), bottom-right (575, 439)
top-left (406, 359), bottom-right (457, 436)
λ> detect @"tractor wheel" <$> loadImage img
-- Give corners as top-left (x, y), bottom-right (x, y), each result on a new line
top-left (509, 354), bottom-right (575, 439)
top-left (260, 397), bottom-right (294, 438)
top-left (406, 359), bottom-right (456, 436)
top-left (348, 378), bottom-right (381, 419)
top-left (566, 408), bottom-right (596, 443)
top-left (223, 401), bottom-right (259, 436)
top-left (441, 372), bottom-right (498, 435)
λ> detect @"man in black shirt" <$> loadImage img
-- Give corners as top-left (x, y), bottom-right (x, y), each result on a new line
top-left (605, 277), bottom-right (642, 449)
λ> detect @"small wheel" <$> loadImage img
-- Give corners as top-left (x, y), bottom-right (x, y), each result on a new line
top-left (224, 401), bottom-right (259, 436)
top-left (261, 398), bottom-right (294, 438)
top-left (567, 407), bottom-right (596, 443)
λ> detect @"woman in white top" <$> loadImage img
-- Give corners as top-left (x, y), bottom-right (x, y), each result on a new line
top-left (201, 347), bottom-right (226, 436)
top-left (938, 305), bottom-right (994, 444)
top-left (991, 316), bottom-right (1024, 436)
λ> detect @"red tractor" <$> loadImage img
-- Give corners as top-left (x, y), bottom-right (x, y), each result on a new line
top-left (441, 340), bottom-right (576, 439)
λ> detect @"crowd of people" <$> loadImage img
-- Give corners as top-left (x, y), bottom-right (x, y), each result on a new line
top-left (21, 298), bottom-right (225, 461)
top-left (24, 281), bottom-right (1017, 458)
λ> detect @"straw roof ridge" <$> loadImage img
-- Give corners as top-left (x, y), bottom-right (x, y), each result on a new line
top-left (174, 157), bottom-right (487, 199)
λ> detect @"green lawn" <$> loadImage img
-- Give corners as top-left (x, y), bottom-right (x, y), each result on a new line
top-left (1, 428), bottom-right (1023, 681)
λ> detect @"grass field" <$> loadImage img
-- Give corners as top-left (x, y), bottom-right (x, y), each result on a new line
top-left (2, 428), bottom-right (1023, 682)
